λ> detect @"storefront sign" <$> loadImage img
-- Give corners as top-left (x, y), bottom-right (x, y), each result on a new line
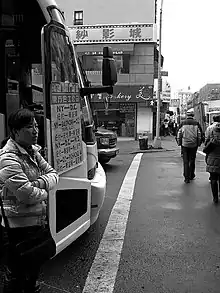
top-left (161, 92), bottom-right (171, 103)
top-left (161, 71), bottom-right (168, 76)
top-left (208, 107), bottom-right (220, 112)
top-left (92, 85), bottom-right (153, 103)
top-left (119, 103), bottom-right (135, 113)
top-left (170, 98), bottom-right (179, 107)
top-left (70, 23), bottom-right (157, 44)
top-left (178, 92), bottom-right (193, 102)
top-left (51, 82), bottom-right (83, 174)
top-left (84, 51), bottom-right (123, 55)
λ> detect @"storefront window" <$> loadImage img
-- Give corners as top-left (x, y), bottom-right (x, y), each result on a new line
top-left (82, 55), bottom-right (102, 72)
top-left (92, 102), bottom-right (135, 137)
top-left (82, 54), bottom-right (129, 74)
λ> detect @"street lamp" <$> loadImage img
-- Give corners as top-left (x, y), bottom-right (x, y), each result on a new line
top-left (153, 0), bottom-right (164, 148)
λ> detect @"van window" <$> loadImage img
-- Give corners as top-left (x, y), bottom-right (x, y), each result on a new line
top-left (50, 31), bottom-right (78, 83)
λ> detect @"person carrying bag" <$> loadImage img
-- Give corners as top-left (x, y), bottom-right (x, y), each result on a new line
top-left (0, 108), bottom-right (59, 293)
top-left (204, 119), bottom-right (220, 204)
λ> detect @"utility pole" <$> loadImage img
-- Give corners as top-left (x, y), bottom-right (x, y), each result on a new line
top-left (153, 0), bottom-right (164, 148)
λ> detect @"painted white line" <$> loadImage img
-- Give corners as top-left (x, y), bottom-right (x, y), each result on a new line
top-left (197, 150), bottom-right (206, 156)
top-left (39, 281), bottom-right (72, 293)
top-left (83, 153), bottom-right (143, 293)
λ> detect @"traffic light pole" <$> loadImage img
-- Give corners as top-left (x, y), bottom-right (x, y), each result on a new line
top-left (153, 0), bottom-right (164, 149)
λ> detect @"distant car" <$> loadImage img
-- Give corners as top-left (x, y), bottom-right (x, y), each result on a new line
top-left (95, 127), bottom-right (119, 164)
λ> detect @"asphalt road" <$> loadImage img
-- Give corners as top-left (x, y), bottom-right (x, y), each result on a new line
top-left (1, 138), bottom-right (220, 293)
top-left (113, 141), bottom-right (220, 293)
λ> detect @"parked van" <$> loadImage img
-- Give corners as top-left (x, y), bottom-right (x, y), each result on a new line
top-left (95, 126), bottom-right (119, 164)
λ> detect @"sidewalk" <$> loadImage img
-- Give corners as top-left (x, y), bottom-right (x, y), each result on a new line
top-left (117, 135), bottom-right (179, 154)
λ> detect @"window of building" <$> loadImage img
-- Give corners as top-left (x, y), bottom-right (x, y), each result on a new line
top-left (82, 54), bottom-right (130, 74)
top-left (74, 10), bottom-right (83, 25)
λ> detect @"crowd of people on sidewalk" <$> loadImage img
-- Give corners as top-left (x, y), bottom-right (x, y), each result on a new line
top-left (176, 111), bottom-right (220, 204)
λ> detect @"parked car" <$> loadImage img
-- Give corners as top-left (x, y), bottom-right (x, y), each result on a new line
top-left (95, 127), bottom-right (119, 164)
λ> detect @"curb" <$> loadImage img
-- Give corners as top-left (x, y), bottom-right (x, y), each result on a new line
top-left (130, 148), bottom-right (176, 154)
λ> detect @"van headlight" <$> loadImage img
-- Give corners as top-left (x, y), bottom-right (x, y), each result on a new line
top-left (100, 137), bottom-right (109, 145)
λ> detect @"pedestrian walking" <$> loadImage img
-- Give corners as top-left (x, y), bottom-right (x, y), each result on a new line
top-left (177, 112), bottom-right (202, 183)
top-left (205, 115), bottom-right (220, 140)
top-left (0, 108), bottom-right (59, 293)
top-left (204, 119), bottom-right (220, 204)
top-left (163, 119), bottom-right (170, 136)
top-left (205, 115), bottom-right (220, 182)
top-left (176, 112), bottom-right (204, 159)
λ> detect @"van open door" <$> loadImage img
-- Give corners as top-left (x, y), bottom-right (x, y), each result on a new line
top-left (49, 177), bottom-right (91, 254)
top-left (42, 21), bottom-right (91, 254)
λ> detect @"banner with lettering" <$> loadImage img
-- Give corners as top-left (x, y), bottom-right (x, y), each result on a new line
top-left (50, 82), bottom-right (83, 174)
top-left (91, 85), bottom-right (154, 103)
top-left (70, 23), bottom-right (157, 44)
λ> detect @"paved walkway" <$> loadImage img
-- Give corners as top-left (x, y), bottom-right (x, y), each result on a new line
top-left (117, 135), bottom-right (180, 154)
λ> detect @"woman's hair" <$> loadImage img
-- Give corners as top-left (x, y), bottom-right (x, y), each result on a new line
top-left (8, 108), bottom-right (35, 134)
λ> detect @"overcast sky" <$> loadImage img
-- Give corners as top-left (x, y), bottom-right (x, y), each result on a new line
top-left (161, 0), bottom-right (220, 93)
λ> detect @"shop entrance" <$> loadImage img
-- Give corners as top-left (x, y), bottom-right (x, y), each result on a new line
top-left (92, 102), bottom-right (136, 137)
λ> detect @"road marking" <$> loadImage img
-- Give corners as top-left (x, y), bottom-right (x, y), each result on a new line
top-left (83, 153), bottom-right (143, 293)
top-left (39, 281), bottom-right (72, 293)
top-left (197, 150), bottom-right (206, 156)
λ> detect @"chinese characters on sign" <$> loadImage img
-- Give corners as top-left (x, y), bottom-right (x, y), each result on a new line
top-left (51, 82), bottom-right (83, 173)
top-left (70, 24), bottom-right (156, 43)
top-left (102, 28), bottom-right (114, 39)
top-left (129, 27), bottom-right (142, 39)
top-left (76, 29), bottom-right (88, 40)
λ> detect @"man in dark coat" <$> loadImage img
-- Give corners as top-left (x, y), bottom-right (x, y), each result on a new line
top-left (177, 112), bottom-right (202, 183)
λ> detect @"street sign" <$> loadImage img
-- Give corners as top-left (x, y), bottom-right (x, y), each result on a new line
top-left (161, 71), bottom-right (168, 76)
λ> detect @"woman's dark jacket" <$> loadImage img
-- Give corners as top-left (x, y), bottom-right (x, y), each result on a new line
top-left (205, 123), bottom-right (220, 173)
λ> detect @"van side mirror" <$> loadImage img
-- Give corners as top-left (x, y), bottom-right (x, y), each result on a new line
top-left (79, 46), bottom-right (117, 96)
top-left (102, 47), bottom-right (117, 86)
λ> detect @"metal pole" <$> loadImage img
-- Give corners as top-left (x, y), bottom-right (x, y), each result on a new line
top-left (153, 0), bottom-right (163, 148)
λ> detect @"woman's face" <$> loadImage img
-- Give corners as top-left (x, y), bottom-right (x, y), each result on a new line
top-left (15, 118), bottom-right (39, 147)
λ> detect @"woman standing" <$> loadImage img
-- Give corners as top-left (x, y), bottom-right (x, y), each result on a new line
top-left (205, 119), bottom-right (220, 204)
top-left (0, 108), bottom-right (59, 293)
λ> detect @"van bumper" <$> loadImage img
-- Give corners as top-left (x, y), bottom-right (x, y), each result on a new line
top-left (90, 162), bottom-right (106, 225)
top-left (98, 147), bottom-right (119, 159)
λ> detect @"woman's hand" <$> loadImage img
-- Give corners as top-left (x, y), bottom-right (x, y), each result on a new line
top-left (31, 179), bottom-right (46, 189)
top-left (31, 180), bottom-right (40, 188)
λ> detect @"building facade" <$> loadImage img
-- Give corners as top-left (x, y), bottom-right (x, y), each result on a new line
top-left (56, 0), bottom-right (157, 26)
top-left (194, 84), bottom-right (220, 124)
top-left (183, 84), bottom-right (220, 127)
top-left (56, 0), bottom-right (163, 139)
